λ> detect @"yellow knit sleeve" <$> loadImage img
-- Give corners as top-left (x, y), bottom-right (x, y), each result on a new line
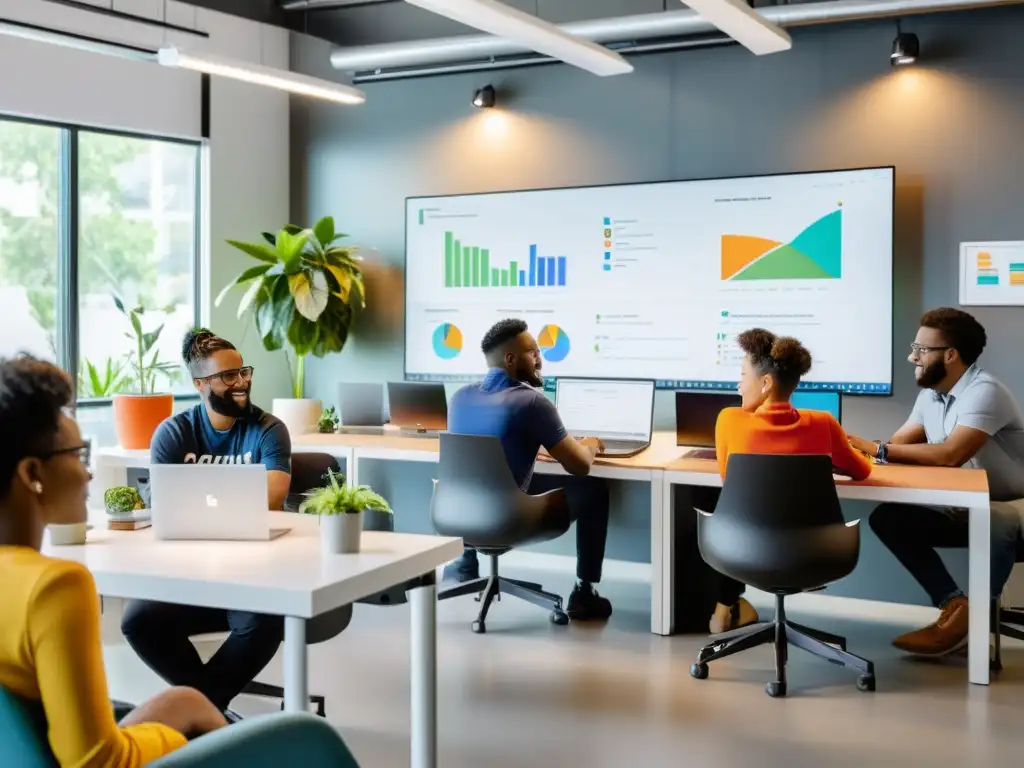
top-left (27, 560), bottom-right (187, 768)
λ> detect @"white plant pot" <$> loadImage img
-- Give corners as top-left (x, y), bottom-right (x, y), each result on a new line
top-left (320, 511), bottom-right (363, 555)
top-left (272, 398), bottom-right (322, 437)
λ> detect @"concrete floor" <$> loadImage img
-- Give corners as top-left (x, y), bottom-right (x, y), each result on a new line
top-left (104, 567), bottom-right (1024, 767)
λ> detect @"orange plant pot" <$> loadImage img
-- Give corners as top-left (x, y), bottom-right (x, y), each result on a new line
top-left (112, 394), bottom-right (174, 450)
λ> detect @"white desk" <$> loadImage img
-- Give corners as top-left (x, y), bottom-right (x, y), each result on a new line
top-left (45, 512), bottom-right (463, 768)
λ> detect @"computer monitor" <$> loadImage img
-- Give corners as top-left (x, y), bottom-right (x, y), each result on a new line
top-left (675, 392), bottom-right (741, 447)
top-left (791, 390), bottom-right (842, 424)
top-left (387, 382), bottom-right (448, 432)
top-left (555, 378), bottom-right (655, 443)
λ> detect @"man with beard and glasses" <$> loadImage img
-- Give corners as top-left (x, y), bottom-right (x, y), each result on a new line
top-left (848, 308), bottom-right (1024, 657)
top-left (444, 318), bottom-right (613, 621)
top-left (120, 328), bottom-right (290, 718)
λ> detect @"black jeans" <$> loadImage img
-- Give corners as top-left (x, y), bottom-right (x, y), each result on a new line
top-left (692, 487), bottom-right (745, 606)
top-left (121, 601), bottom-right (283, 712)
top-left (457, 473), bottom-right (610, 584)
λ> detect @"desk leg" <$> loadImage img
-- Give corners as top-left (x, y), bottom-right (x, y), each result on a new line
top-left (409, 572), bottom-right (437, 768)
top-left (283, 616), bottom-right (309, 712)
top-left (651, 472), bottom-right (671, 636)
top-left (968, 503), bottom-right (991, 686)
top-left (349, 451), bottom-right (361, 486)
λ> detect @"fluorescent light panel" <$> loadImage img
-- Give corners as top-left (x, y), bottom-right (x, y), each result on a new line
top-left (405, 0), bottom-right (632, 77)
top-left (157, 47), bottom-right (366, 105)
top-left (682, 0), bottom-right (792, 55)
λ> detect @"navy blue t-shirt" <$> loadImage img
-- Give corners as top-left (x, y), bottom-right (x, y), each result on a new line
top-left (150, 403), bottom-right (292, 472)
top-left (448, 369), bottom-right (567, 489)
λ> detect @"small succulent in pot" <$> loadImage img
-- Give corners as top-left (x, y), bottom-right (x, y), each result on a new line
top-left (104, 486), bottom-right (145, 515)
top-left (318, 406), bottom-right (339, 434)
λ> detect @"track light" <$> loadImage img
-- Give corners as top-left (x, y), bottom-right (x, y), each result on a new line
top-left (472, 85), bottom-right (496, 108)
top-left (890, 21), bottom-right (919, 67)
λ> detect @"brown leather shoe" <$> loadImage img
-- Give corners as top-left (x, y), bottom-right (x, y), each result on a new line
top-left (892, 596), bottom-right (969, 657)
top-left (709, 598), bottom-right (759, 634)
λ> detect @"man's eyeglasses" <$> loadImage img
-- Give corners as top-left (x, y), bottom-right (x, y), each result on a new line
top-left (909, 344), bottom-right (949, 358)
top-left (196, 366), bottom-right (254, 387)
top-left (42, 444), bottom-right (91, 467)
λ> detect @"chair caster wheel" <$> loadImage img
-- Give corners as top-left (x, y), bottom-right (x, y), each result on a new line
top-left (472, 620), bottom-right (486, 634)
top-left (856, 674), bottom-right (876, 692)
top-left (689, 663), bottom-right (709, 680)
top-left (550, 609), bottom-right (569, 626)
top-left (765, 681), bottom-right (787, 698)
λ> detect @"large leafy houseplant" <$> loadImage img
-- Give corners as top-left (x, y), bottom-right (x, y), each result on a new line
top-left (217, 216), bottom-right (365, 399)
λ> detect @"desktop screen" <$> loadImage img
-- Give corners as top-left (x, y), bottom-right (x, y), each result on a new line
top-left (790, 391), bottom-right (842, 423)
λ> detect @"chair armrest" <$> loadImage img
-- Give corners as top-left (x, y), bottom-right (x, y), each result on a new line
top-left (150, 713), bottom-right (359, 768)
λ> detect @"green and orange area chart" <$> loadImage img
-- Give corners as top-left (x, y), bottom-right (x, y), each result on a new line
top-left (721, 209), bottom-right (842, 281)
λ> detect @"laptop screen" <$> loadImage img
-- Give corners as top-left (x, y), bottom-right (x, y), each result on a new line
top-left (790, 391), bottom-right (842, 424)
top-left (556, 379), bottom-right (655, 442)
top-left (675, 392), bottom-right (740, 447)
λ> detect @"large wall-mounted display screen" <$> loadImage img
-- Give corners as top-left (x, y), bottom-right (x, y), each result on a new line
top-left (405, 167), bottom-right (894, 394)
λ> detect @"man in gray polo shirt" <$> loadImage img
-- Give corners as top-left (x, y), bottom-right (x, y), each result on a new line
top-left (849, 308), bottom-right (1024, 656)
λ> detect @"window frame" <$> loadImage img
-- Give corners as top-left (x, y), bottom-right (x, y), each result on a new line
top-left (0, 113), bottom-right (204, 408)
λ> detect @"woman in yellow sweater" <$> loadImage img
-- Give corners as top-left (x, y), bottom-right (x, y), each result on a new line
top-left (0, 355), bottom-right (227, 768)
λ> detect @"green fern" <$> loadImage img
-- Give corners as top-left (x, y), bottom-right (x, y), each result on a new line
top-left (301, 468), bottom-right (391, 516)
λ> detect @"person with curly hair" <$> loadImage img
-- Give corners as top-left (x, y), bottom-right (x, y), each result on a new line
top-left (0, 354), bottom-right (227, 767)
top-left (700, 328), bottom-right (871, 635)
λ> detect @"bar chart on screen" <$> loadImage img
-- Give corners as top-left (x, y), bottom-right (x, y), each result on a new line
top-left (442, 231), bottom-right (567, 289)
top-left (960, 241), bottom-right (1024, 306)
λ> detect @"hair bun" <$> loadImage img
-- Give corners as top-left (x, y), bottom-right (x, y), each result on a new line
top-left (182, 327), bottom-right (214, 364)
top-left (770, 337), bottom-right (813, 377)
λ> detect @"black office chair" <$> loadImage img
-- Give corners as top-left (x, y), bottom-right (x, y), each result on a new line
top-left (242, 452), bottom-right (354, 716)
top-left (689, 453), bottom-right (875, 698)
top-left (430, 433), bottom-right (572, 633)
top-left (991, 536), bottom-right (1024, 673)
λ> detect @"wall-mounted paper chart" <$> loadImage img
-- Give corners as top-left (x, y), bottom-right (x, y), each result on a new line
top-left (959, 241), bottom-right (1024, 306)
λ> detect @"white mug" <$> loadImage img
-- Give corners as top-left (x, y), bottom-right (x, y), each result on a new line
top-left (48, 522), bottom-right (88, 546)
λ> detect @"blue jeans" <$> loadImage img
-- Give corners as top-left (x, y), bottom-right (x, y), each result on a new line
top-left (869, 502), bottom-right (1023, 607)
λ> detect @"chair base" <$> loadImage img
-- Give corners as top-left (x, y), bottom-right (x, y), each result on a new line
top-left (438, 554), bottom-right (568, 633)
top-left (690, 594), bottom-right (875, 698)
top-left (239, 681), bottom-right (326, 718)
top-left (991, 600), bottom-right (1024, 674)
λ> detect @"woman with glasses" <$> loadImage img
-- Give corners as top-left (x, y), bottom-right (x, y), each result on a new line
top-left (0, 354), bottom-right (227, 766)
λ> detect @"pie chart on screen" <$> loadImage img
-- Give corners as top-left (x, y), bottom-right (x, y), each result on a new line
top-left (432, 323), bottom-right (463, 360)
top-left (538, 324), bottom-right (571, 363)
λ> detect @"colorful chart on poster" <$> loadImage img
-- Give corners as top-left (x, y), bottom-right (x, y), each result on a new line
top-left (538, 324), bottom-right (571, 363)
top-left (431, 323), bottom-right (462, 360)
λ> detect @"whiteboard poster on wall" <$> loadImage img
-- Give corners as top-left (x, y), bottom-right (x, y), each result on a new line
top-left (959, 241), bottom-right (1024, 306)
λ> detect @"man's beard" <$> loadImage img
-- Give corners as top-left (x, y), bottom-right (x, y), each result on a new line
top-left (207, 386), bottom-right (251, 418)
top-left (517, 365), bottom-right (543, 388)
top-left (916, 359), bottom-right (947, 389)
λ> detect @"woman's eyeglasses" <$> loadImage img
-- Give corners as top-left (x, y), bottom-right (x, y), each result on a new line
top-left (42, 444), bottom-right (91, 467)
top-left (196, 366), bottom-right (254, 387)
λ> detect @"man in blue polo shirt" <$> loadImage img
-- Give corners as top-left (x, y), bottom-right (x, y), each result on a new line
top-left (121, 329), bottom-right (291, 716)
top-left (849, 308), bottom-right (1024, 657)
top-left (447, 318), bottom-right (613, 621)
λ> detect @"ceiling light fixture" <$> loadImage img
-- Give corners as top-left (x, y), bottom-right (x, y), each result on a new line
top-left (890, 21), bottom-right (919, 66)
top-left (472, 84), bottom-right (496, 108)
top-left (680, 0), bottom-right (791, 55)
top-left (404, 0), bottom-right (632, 77)
top-left (157, 47), bottom-right (366, 105)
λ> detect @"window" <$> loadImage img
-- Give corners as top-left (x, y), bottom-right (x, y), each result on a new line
top-left (0, 120), bottom-right (61, 361)
top-left (0, 115), bottom-right (201, 402)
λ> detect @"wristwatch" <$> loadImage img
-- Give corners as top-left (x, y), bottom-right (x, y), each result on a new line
top-left (874, 441), bottom-right (889, 463)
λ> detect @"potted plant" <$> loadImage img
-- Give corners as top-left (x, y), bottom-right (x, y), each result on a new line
top-left (318, 406), bottom-right (339, 434)
top-left (217, 216), bottom-right (365, 437)
top-left (111, 297), bottom-right (180, 450)
top-left (300, 469), bottom-right (391, 555)
top-left (103, 486), bottom-right (144, 516)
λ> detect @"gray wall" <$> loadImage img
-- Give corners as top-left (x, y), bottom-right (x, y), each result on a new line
top-left (290, 8), bottom-right (1024, 606)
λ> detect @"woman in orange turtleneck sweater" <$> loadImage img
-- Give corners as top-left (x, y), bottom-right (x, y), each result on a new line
top-left (704, 329), bottom-right (871, 635)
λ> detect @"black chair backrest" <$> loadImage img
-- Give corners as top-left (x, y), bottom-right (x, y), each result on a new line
top-left (716, 453), bottom-right (844, 529)
top-left (430, 433), bottom-right (569, 549)
top-left (290, 452), bottom-right (342, 495)
top-left (701, 453), bottom-right (857, 591)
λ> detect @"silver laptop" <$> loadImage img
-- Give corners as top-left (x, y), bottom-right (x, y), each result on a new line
top-left (338, 382), bottom-right (386, 435)
top-left (555, 378), bottom-right (656, 457)
top-left (150, 464), bottom-right (290, 541)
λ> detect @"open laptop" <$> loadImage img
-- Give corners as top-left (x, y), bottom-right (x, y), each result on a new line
top-left (555, 378), bottom-right (655, 458)
top-left (676, 390), bottom-right (844, 459)
top-left (150, 464), bottom-right (290, 541)
top-left (387, 381), bottom-right (448, 436)
top-left (338, 382), bottom-right (386, 435)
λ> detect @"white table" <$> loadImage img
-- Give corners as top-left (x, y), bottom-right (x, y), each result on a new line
top-left (45, 512), bottom-right (463, 768)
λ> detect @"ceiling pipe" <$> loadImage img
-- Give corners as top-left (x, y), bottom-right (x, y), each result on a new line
top-left (282, 0), bottom-right (397, 9)
top-left (328, 0), bottom-right (1024, 73)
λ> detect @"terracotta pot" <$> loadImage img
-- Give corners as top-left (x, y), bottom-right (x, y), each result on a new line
top-left (113, 393), bottom-right (174, 449)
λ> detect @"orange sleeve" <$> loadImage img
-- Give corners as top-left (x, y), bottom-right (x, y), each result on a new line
top-left (28, 561), bottom-right (187, 768)
top-left (825, 415), bottom-right (873, 481)
top-left (714, 408), bottom-right (738, 478)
